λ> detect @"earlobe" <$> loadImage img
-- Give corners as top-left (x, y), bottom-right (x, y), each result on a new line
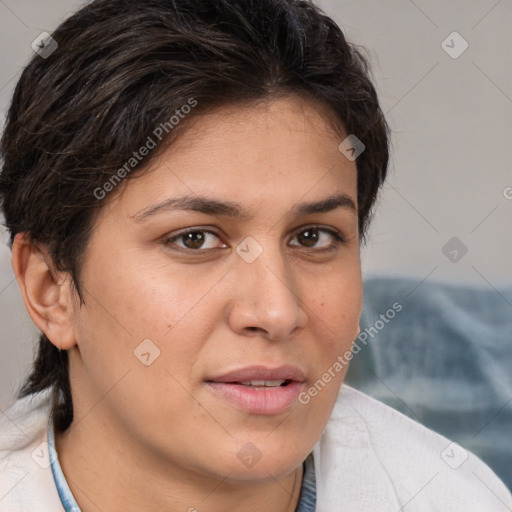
top-left (11, 232), bottom-right (76, 350)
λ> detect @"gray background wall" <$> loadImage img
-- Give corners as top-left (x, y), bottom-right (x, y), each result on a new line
top-left (0, 0), bottom-right (511, 410)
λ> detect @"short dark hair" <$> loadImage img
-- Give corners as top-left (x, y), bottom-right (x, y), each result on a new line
top-left (0, 0), bottom-right (389, 432)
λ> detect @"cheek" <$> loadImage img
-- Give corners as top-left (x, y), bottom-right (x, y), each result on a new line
top-left (82, 248), bottom-right (217, 337)
top-left (310, 269), bottom-right (362, 344)
top-left (75, 254), bottom-right (229, 391)
top-left (299, 268), bottom-right (361, 419)
top-left (300, 274), bottom-right (361, 422)
top-left (72, 262), bottom-right (218, 430)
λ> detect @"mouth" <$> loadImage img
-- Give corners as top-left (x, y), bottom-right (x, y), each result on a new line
top-left (233, 379), bottom-right (291, 388)
top-left (204, 365), bottom-right (306, 415)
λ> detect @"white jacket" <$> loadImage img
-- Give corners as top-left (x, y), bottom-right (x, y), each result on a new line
top-left (1, 385), bottom-right (511, 511)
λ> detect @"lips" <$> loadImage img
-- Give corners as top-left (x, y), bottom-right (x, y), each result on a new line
top-left (205, 365), bottom-right (306, 415)
top-left (207, 365), bottom-right (306, 384)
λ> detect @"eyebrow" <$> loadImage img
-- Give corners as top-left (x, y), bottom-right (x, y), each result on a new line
top-left (131, 193), bottom-right (357, 222)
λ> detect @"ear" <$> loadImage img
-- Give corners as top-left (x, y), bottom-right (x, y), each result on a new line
top-left (11, 232), bottom-right (77, 350)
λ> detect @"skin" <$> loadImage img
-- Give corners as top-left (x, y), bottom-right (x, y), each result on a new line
top-left (13, 95), bottom-right (362, 512)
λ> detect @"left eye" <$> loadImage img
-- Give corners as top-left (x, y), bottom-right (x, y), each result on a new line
top-left (289, 227), bottom-right (343, 250)
top-left (165, 226), bottom-right (343, 252)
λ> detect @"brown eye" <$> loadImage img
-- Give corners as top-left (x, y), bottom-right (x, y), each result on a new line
top-left (297, 228), bottom-right (320, 247)
top-left (181, 231), bottom-right (206, 249)
top-left (290, 226), bottom-right (344, 250)
top-left (165, 229), bottom-right (226, 251)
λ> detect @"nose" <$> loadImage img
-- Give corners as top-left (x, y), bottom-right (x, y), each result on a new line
top-left (226, 241), bottom-right (308, 341)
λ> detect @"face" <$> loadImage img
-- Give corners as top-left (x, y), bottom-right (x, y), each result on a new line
top-left (67, 95), bottom-right (362, 482)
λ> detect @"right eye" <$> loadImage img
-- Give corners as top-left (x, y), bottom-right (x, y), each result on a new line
top-left (163, 228), bottom-right (227, 251)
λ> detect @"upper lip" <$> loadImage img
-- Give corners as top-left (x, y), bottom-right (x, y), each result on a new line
top-left (206, 365), bottom-right (306, 383)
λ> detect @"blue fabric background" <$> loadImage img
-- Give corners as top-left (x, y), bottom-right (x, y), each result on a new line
top-left (345, 275), bottom-right (512, 490)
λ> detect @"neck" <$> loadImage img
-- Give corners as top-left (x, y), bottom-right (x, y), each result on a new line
top-left (54, 415), bottom-right (304, 512)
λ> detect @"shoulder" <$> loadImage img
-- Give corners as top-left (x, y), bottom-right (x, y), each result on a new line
top-left (0, 390), bottom-right (52, 453)
top-left (0, 390), bottom-right (63, 512)
top-left (313, 384), bottom-right (512, 511)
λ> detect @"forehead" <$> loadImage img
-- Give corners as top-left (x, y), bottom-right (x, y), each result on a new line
top-left (99, 95), bottom-right (357, 223)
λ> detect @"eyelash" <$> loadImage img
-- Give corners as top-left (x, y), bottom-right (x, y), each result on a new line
top-left (163, 225), bottom-right (346, 254)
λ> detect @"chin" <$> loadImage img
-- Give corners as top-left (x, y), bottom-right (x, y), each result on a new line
top-left (215, 438), bottom-right (308, 483)
top-left (223, 457), bottom-right (303, 483)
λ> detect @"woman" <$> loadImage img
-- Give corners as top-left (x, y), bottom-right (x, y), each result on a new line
top-left (0, 1), bottom-right (510, 511)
